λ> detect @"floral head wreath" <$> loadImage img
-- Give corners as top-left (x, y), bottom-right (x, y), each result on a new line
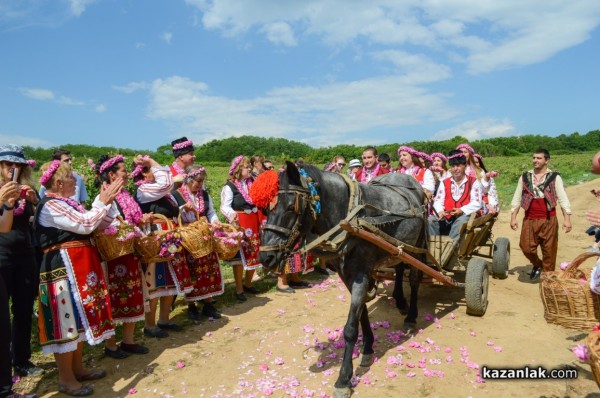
top-left (229, 155), bottom-right (244, 176)
top-left (456, 143), bottom-right (475, 155)
top-left (39, 160), bottom-right (61, 186)
top-left (130, 155), bottom-right (149, 180)
top-left (183, 167), bottom-right (206, 182)
top-left (173, 140), bottom-right (193, 151)
top-left (99, 155), bottom-right (124, 174)
top-left (447, 152), bottom-right (467, 166)
top-left (430, 152), bottom-right (447, 162)
top-left (474, 153), bottom-right (482, 160)
top-left (417, 152), bottom-right (432, 163)
top-left (26, 159), bottom-right (36, 168)
top-left (397, 145), bottom-right (418, 157)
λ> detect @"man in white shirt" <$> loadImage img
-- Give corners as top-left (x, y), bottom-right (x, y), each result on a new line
top-left (429, 150), bottom-right (483, 240)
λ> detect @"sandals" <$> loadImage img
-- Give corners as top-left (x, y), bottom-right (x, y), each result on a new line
top-left (75, 368), bottom-right (106, 382)
top-left (58, 384), bottom-right (94, 397)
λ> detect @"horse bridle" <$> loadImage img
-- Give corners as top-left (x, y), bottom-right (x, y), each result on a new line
top-left (260, 184), bottom-right (311, 256)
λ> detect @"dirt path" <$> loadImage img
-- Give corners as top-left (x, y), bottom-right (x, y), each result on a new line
top-left (32, 178), bottom-right (600, 397)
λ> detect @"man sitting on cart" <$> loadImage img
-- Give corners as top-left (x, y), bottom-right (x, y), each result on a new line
top-left (428, 149), bottom-right (483, 241)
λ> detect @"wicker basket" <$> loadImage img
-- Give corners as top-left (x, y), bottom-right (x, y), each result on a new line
top-left (540, 252), bottom-right (600, 331)
top-left (178, 212), bottom-right (213, 258)
top-left (586, 330), bottom-right (600, 389)
top-left (213, 223), bottom-right (243, 260)
top-left (134, 214), bottom-right (177, 264)
top-left (93, 217), bottom-right (135, 262)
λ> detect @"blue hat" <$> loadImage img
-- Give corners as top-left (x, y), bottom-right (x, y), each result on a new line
top-left (0, 144), bottom-right (27, 164)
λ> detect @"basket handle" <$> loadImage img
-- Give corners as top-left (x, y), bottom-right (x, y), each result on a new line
top-left (559, 252), bottom-right (600, 280)
top-left (150, 213), bottom-right (174, 232)
top-left (177, 208), bottom-right (200, 226)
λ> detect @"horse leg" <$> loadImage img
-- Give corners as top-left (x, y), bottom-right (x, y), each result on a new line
top-left (403, 267), bottom-right (423, 332)
top-left (333, 274), bottom-right (368, 398)
top-left (358, 304), bottom-right (375, 367)
top-left (393, 265), bottom-right (408, 315)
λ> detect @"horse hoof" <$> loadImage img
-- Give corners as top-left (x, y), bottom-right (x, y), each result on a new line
top-left (398, 307), bottom-right (409, 316)
top-left (359, 353), bottom-right (375, 367)
top-left (333, 387), bottom-right (352, 398)
top-left (403, 322), bottom-right (417, 334)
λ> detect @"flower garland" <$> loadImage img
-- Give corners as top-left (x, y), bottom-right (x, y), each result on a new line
top-left (115, 188), bottom-right (143, 224)
top-left (173, 140), bottom-right (193, 151)
top-left (431, 152), bottom-right (447, 163)
top-left (130, 155), bottom-right (149, 180)
top-left (456, 143), bottom-right (475, 155)
top-left (179, 184), bottom-right (205, 215)
top-left (171, 160), bottom-right (185, 176)
top-left (183, 167), bottom-right (205, 181)
top-left (360, 162), bottom-right (381, 183)
top-left (233, 178), bottom-right (254, 205)
top-left (229, 155), bottom-right (244, 175)
top-left (12, 199), bottom-right (27, 216)
top-left (39, 160), bottom-right (61, 186)
top-left (99, 155), bottom-right (124, 173)
top-left (45, 193), bottom-right (85, 213)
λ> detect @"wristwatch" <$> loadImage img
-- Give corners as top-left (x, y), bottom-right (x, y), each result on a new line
top-left (2, 203), bottom-right (14, 211)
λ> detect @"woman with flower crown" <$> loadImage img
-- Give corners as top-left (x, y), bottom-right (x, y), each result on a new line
top-left (473, 153), bottom-right (500, 215)
top-left (93, 155), bottom-right (153, 360)
top-left (0, 144), bottom-right (44, 380)
top-left (132, 155), bottom-right (192, 338)
top-left (397, 145), bottom-right (435, 197)
top-left (171, 165), bottom-right (224, 321)
top-left (456, 144), bottom-right (498, 213)
top-left (220, 155), bottom-right (262, 302)
top-left (35, 160), bottom-right (122, 397)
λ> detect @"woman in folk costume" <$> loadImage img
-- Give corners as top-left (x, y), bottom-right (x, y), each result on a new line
top-left (92, 155), bottom-right (151, 359)
top-left (430, 152), bottom-right (451, 181)
top-left (220, 155), bottom-right (262, 302)
top-left (473, 153), bottom-right (500, 215)
top-left (456, 143), bottom-right (493, 208)
top-left (171, 165), bottom-right (224, 321)
top-left (354, 146), bottom-right (388, 183)
top-left (133, 155), bottom-right (192, 338)
top-left (0, 145), bottom-right (43, 380)
top-left (397, 145), bottom-right (435, 197)
top-left (169, 137), bottom-right (196, 188)
top-left (35, 160), bottom-right (122, 397)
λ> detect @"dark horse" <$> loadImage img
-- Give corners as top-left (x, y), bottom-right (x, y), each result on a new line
top-left (259, 162), bottom-right (428, 398)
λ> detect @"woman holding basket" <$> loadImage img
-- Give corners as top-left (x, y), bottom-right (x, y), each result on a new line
top-left (93, 155), bottom-right (152, 359)
top-left (35, 160), bottom-right (122, 397)
top-left (172, 165), bottom-right (224, 320)
top-left (133, 155), bottom-right (192, 338)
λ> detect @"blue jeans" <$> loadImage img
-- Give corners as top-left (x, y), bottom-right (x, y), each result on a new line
top-left (428, 213), bottom-right (470, 241)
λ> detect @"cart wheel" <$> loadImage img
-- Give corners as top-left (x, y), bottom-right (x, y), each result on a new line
top-left (492, 237), bottom-right (510, 279)
top-left (465, 257), bottom-right (489, 316)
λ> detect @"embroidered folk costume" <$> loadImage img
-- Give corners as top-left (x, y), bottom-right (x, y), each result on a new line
top-left (35, 196), bottom-right (118, 354)
top-left (354, 162), bottom-right (388, 183)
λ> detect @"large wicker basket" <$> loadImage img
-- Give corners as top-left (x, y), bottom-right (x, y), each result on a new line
top-left (134, 214), bottom-right (177, 264)
top-left (178, 212), bottom-right (213, 258)
top-left (93, 217), bottom-right (135, 262)
top-left (586, 330), bottom-right (600, 389)
top-left (540, 252), bottom-right (600, 331)
top-left (213, 223), bottom-right (244, 260)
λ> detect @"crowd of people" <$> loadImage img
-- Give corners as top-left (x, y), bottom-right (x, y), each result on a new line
top-left (0, 138), bottom-right (582, 397)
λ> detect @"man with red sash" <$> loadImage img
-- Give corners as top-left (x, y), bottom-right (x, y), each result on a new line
top-left (429, 150), bottom-right (483, 240)
top-left (510, 149), bottom-right (572, 280)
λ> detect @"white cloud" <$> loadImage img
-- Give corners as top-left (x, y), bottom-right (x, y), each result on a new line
top-left (112, 82), bottom-right (149, 94)
top-left (431, 118), bottom-right (517, 141)
top-left (186, 0), bottom-right (600, 74)
top-left (370, 50), bottom-right (452, 84)
top-left (95, 104), bottom-right (107, 113)
top-left (145, 75), bottom-right (458, 146)
top-left (68, 0), bottom-right (95, 16)
top-left (260, 22), bottom-right (297, 46)
top-left (162, 32), bottom-right (173, 44)
top-left (18, 88), bottom-right (54, 101)
top-left (0, 134), bottom-right (53, 148)
top-left (57, 96), bottom-right (84, 106)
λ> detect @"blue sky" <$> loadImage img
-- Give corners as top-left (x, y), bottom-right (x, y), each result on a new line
top-left (1, 0), bottom-right (599, 151)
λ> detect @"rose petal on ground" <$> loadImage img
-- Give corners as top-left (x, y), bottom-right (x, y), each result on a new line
top-left (176, 361), bottom-right (186, 368)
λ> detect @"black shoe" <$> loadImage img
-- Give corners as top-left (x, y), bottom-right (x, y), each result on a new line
top-left (202, 303), bottom-right (222, 319)
top-left (289, 280), bottom-right (310, 288)
top-left (235, 292), bottom-right (247, 302)
top-left (530, 267), bottom-right (541, 281)
top-left (104, 346), bottom-right (130, 359)
top-left (120, 343), bottom-right (149, 355)
top-left (315, 267), bottom-right (335, 276)
top-left (157, 322), bottom-right (183, 331)
top-left (13, 361), bottom-right (44, 377)
top-left (276, 286), bottom-right (295, 294)
top-left (188, 305), bottom-right (202, 321)
top-left (143, 327), bottom-right (169, 338)
top-left (58, 383), bottom-right (93, 397)
top-left (243, 285), bottom-right (260, 294)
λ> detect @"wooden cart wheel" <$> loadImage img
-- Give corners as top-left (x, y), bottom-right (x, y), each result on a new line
top-left (465, 257), bottom-right (489, 316)
top-left (492, 237), bottom-right (510, 280)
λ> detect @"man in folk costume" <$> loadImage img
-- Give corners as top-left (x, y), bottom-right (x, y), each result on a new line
top-left (354, 146), bottom-right (389, 183)
top-left (220, 155), bottom-right (262, 302)
top-left (169, 137), bottom-right (196, 188)
top-left (429, 150), bottom-right (483, 241)
top-left (172, 165), bottom-right (224, 321)
top-left (510, 149), bottom-right (572, 280)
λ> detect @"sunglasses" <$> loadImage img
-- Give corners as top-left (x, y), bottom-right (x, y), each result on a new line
top-left (337, 163), bottom-right (346, 167)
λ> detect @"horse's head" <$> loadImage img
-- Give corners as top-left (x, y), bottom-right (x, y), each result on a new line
top-left (259, 161), bottom-right (316, 272)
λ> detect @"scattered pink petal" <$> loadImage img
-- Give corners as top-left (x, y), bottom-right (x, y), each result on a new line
top-left (476, 375), bottom-right (486, 384)
top-left (425, 337), bottom-right (435, 345)
top-left (396, 345), bottom-right (406, 351)
top-left (424, 313), bottom-right (434, 321)
top-left (466, 361), bottom-right (479, 369)
top-left (128, 388), bottom-right (137, 395)
top-left (176, 361), bottom-right (186, 368)
top-left (444, 347), bottom-right (452, 353)
top-left (273, 357), bottom-right (285, 365)
top-left (303, 325), bottom-right (315, 333)
top-left (259, 363), bottom-right (269, 372)
top-left (406, 362), bottom-right (415, 368)
top-left (423, 369), bottom-right (434, 377)
top-left (470, 330), bottom-right (476, 336)
top-left (572, 344), bottom-right (590, 362)
top-left (486, 341), bottom-right (494, 346)
top-left (386, 369), bottom-right (397, 378)
top-left (494, 346), bottom-right (503, 352)
top-left (277, 309), bottom-right (286, 315)
top-left (445, 356), bottom-right (453, 363)
top-left (205, 332), bottom-right (212, 337)
top-left (263, 387), bottom-right (274, 396)
top-left (362, 376), bottom-right (373, 385)
top-left (406, 371), bottom-right (416, 378)
top-left (337, 295), bottom-right (346, 302)
top-left (449, 313), bottom-right (455, 319)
